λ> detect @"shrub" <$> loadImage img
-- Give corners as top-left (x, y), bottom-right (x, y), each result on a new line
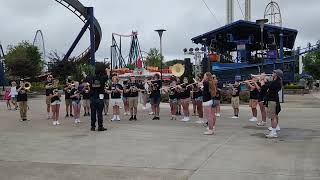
top-left (239, 91), bottom-right (250, 103)
top-left (284, 84), bottom-right (304, 89)
top-left (30, 82), bottom-right (45, 93)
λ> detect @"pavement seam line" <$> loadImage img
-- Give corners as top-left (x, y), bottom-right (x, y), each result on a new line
top-left (190, 132), bottom-right (238, 178)
top-left (0, 160), bottom-right (195, 171)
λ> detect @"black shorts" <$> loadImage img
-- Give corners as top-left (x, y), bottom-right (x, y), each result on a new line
top-left (150, 96), bottom-right (161, 105)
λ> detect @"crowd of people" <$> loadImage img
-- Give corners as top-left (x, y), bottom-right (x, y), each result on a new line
top-left (3, 67), bottom-right (285, 138)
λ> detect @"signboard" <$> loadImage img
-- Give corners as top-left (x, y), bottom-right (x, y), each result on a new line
top-left (237, 44), bottom-right (246, 51)
top-left (267, 50), bottom-right (278, 59)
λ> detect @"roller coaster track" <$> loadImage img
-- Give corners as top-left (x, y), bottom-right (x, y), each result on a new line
top-left (54, 0), bottom-right (102, 61)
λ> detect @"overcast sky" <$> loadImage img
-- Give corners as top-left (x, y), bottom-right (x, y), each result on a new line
top-left (0, 0), bottom-right (319, 62)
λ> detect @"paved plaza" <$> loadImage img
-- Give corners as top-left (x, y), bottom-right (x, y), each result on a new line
top-left (0, 94), bottom-right (320, 180)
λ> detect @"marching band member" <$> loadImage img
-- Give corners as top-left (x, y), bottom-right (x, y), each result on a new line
top-left (191, 86), bottom-right (197, 116)
top-left (265, 69), bottom-right (283, 138)
top-left (108, 76), bottom-right (123, 121)
top-left (45, 75), bottom-right (54, 119)
top-left (141, 79), bottom-right (148, 110)
top-left (231, 81), bottom-right (241, 119)
top-left (257, 74), bottom-right (269, 126)
top-left (82, 82), bottom-right (91, 117)
top-left (70, 81), bottom-right (81, 124)
top-left (127, 76), bottom-right (142, 121)
top-left (193, 76), bottom-right (204, 124)
top-left (84, 68), bottom-right (108, 132)
top-left (178, 77), bottom-right (192, 122)
top-left (64, 80), bottom-right (73, 117)
top-left (202, 72), bottom-right (217, 135)
top-left (17, 79), bottom-right (29, 121)
top-left (246, 76), bottom-right (260, 122)
top-left (103, 81), bottom-right (110, 116)
top-left (122, 80), bottom-right (130, 116)
top-left (167, 79), bottom-right (178, 120)
top-left (214, 78), bottom-right (222, 117)
top-left (149, 74), bottom-right (162, 120)
top-left (176, 78), bottom-right (182, 115)
top-left (49, 80), bottom-right (62, 125)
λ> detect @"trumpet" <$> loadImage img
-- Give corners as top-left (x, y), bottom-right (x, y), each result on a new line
top-left (250, 74), bottom-right (272, 79)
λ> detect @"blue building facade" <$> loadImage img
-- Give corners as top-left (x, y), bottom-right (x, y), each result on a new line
top-left (192, 20), bottom-right (298, 84)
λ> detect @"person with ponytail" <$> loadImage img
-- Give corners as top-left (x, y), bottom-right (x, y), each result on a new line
top-left (202, 72), bottom-right (217, 135)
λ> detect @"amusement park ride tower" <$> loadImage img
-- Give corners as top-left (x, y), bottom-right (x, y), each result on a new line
top-left (227, 0), bottom-right (251, 24)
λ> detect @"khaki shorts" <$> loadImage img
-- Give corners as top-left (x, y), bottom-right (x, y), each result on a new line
top-left (267, 101), bottom-right (277, 119)
top-left (249, 99), bottom-right (258, 109)
top-left (104, 99), bottom-right (109, 107)
top-left (231, 96), bottom-right (240, 108)
top-left (83, 99), bottom-right (90, 107)
top-left (65, 99), bottom-right (72, 105)
top-left (46, 96), bottom-right (51, 105)
top-left (128, 97), bottom-right (138, 108)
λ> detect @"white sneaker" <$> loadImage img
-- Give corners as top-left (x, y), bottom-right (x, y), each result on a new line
top-left (266, 131), bottom-right (278, 138)
top-left (249, 117), bottom-right (258, 122)
top-left (149, 112), bottom-right (154, 115)
top-left (77, 119), bottom-right (81, 123)
top-left (195, 119), bottom-right (205, 124)
top-left (268, 125), bottom-right (280, 131)
top-left (204, 130), bottom-right (214, 135)
top-left (180, 117), bottom-right (190, 122)
top-left (231, 116), bottom-right (239, 119)
top-left (142, 106), bottom-right (147, 110)
top-left (56, 121), bottom-right (61, 125)
top-left (116, 115), bottom-right (121, 121)
top-left (216, 113), bottom-right (221, 117)
top-left (53, 121), bottom-right (57, 126)
top-left (207, 126), bottom-right (216, 131)
top-left (111, 115), bottom-right (116, 121)
top-left (257, 121), bottom-right (267, 126)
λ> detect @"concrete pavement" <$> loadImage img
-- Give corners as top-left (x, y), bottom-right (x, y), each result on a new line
top-left (0, 94), bottom-right (319, 180)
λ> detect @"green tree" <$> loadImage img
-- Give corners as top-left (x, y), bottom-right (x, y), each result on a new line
top-left (5, 41), bottom-right (42, 78)
top-left (47, 51), bottom-right (78, 81)
top-left (303, 49), bottom-right (320, 79)
top-left (145, 48), bottom-right (162, 67)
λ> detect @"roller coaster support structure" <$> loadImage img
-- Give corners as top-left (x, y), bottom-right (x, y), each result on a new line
top-left (63, 7), bottom-right (96, 66)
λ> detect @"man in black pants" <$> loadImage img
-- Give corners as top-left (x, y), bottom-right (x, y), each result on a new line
top-left (84, 67), bottom-right (108, 132)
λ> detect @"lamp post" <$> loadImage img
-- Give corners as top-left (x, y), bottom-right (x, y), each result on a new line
top-left (155, 29), bottom-right (166, 81)
top-left (183, 47), bottom-right (204, 76)
top-left (256, 19), bottom-right (268, 72)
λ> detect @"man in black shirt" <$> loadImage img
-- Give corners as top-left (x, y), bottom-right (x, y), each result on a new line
top-left (149, 74), bottom-right (162, 120)
top-left (266, 69), bottom-right (283, 138)
top-left (84, 68), bottom-right (108, 131)
top-left (17, 79), bottom-right (29, 121)
top-left (127, 76), bottom-right (141, 121)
